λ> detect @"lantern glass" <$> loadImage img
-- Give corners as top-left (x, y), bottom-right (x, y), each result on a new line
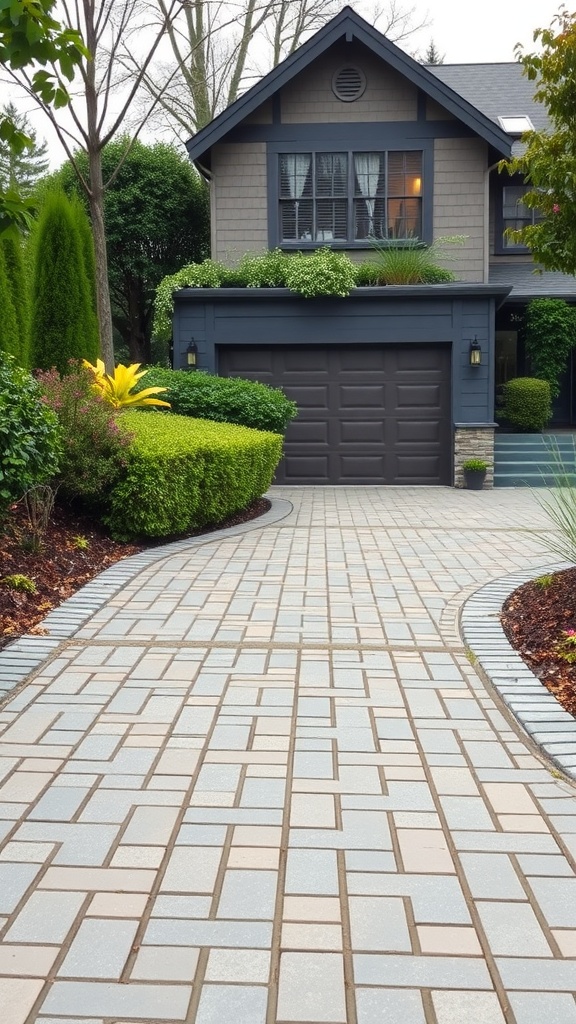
top-left (469, 339), bottom-right (482, 366)
top-left (186, 341), bottom-right (197, 368)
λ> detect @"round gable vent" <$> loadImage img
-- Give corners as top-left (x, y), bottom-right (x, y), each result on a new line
top-left (332, 66), bottom-right (366, 102)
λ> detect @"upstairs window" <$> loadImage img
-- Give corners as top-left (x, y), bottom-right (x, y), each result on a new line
top-left (279, 150), bottom-right (423, 244)
top-left (501, 184), bottom-right (544, 249)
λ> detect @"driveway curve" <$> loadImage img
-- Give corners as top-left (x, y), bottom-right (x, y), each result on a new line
top-left (1, 486), bottom-right (576, 1024)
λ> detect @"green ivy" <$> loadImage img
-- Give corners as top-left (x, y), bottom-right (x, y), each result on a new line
top-left (106, 411), bottom-right (283, 540)
top-left (525, 298), bottom-right (576, 398)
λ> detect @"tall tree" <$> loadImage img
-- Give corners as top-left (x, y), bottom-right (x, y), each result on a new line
top-left (140, 1), bottom-right (430, 135)
top-left (0, 244), bottom-right (20, 359)
top-left (30, 189), bottom-right (99, 373)
top-left (423, 39), bottom-right (444, 64)
top-left (500, 9), bottom-right (576, 274)
top-left (0, 102), bottom-right (49, 195)
top-left (0, 0), bottom-right (87, 235)
top-left (6, 0), bottom-right (182, 371)
top-left (57, 138), bottom-right (209, 362)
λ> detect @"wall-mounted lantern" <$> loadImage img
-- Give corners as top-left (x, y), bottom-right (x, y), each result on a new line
top-left (469, 336), bottom-right (482, 366)
top-left (186, 340), bottom-right (198, 370)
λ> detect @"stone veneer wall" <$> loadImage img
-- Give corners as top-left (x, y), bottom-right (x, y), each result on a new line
top-left (454, 427), bottom-right (495, 488)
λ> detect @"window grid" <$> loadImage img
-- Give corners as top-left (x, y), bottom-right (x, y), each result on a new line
top-left (279, 150), bottom-right (422, 244)
top-left (502, 185), bottom-right (545, 249)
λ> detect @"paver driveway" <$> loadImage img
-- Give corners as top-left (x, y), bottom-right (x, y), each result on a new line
top-left (1, 486), bottom-right (576, 1024)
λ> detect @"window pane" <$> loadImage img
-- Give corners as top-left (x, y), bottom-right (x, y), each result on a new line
top-left (503, 185), bottom-right (530, 219)
top-left (388, 152), bottom-right (422, 198)
top-left (354, 153), bottom-right (385, 197)
top-left (280, 154), bottom-right (312, 199)
top-left (315, 153), bottom-right (348, 197)
top-left (387, 197), bottom-right (422, 239)
top-left (280, 199), bottom-right (313, 241)
top-left (315, 199), bottom-right (348, 240)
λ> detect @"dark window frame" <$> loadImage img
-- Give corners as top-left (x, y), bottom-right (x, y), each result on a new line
top-left (495, 177), bottom-right (544, 254)
top-left (267, 138), bottom-right (434, 249)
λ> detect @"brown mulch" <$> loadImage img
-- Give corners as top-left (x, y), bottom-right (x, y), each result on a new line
top-left (501, 566), bottom-right (576, 717)
top-left (0, 497), bottom-right (271, 651)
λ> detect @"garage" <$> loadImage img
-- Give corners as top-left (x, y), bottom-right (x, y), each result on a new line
top-left (218, 344), bottom-right (452, 485)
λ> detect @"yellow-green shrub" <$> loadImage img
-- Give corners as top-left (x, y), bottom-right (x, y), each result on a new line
top-left (106, 411), bottom-right (282, 539)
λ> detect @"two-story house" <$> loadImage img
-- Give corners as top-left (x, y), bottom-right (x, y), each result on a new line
top-left (172, 6), bottom-right (576, 487)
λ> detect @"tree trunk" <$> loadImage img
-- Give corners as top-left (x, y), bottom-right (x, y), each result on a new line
top-left (87, 146), bottom-right (114, 372)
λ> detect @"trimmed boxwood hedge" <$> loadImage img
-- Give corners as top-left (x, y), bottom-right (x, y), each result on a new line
top-left (139, 367), bottom-right (297, 434)
top-left (106, 411), bottom-right (282, 540)
top-left (500, 377), bottom-right (552, 432)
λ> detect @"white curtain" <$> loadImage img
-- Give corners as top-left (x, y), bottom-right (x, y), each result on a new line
top-left (283, 154), bottom-right (311, 199)
top-left (354, 153), bottom-right (381, 229)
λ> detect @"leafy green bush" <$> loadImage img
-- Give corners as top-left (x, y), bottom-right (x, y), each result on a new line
top-left (235, 248), bottom-right (290, 287)
top-left (525, 298), bottom-right (576, 398)
top-left (138, 367), bottom-right (297, 434)
top-left (36, 362), bottom-right (133, 505)
top-left (360, 236), bottom-right (463, 285)
top-left (462, 458), bottom-right (488, 471)
top-left (106, 412), bottom-right (282, 539)
top-left (0, 353), bottom-right (61, 521)
top-left (1, 233), bottom-right (29, 366)
top-left (501, 377), bottom-right (552, 432)
top-left (284, 248), bottom-right (356, 298)
top-left (0, 243), bottom-right (20, 361)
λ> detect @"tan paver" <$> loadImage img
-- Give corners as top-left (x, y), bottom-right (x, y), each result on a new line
top-left (0, 487), bottom-right (574, 1024)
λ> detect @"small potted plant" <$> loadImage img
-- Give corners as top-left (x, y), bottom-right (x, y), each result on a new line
top-left (462, 458), bottom-right (489, 490)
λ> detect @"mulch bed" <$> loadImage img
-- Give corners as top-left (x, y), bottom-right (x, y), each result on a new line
top-left (0, 497), bottom-right (271, 651)
top-left (501, 567), bottom-right (576, 718)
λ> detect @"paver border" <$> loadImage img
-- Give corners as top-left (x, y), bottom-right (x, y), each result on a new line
top-left (461, 562), bottom-right (576, 782)
top-left (0, 495), bottom-right (294, 698)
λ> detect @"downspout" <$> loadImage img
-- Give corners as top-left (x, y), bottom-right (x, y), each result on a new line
top-left (484, 160), bottom-right (500, 285)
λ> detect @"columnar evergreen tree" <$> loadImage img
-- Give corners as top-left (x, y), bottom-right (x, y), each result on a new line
top-left (0, 244), bottom-right (20, 359)
top-left (0, 103), bottom-right (49, 195)
top-left (0, 231), bottom-right (29, 366)
top-left (30, 190), bottom-right (99, 373)
top-left (70, 194), bottom-right (99, 341)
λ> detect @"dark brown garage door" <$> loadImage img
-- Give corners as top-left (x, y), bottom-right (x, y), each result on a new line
top-left (218, 345), bottom-right (451, 485)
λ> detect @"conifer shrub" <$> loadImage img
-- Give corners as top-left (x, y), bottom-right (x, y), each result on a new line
top-left (139, 368), bottom-right (297, 434)
top-left (106, 412), bottom-right (282, 539)
top-left (1, 233), bottom-right (29, 366)
top-left (0, 244), bottom-right (20, 361)
top-left (29, 190), bottom-right (99, 373)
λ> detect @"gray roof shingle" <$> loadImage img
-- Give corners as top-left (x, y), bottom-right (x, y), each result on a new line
top-left (427, 63), bottom-right (550, 132)
top-left (489, 263), bottom-right (576, 298)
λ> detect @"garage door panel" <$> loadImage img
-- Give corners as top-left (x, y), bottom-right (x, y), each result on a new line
top-left (394, 384), bottom-right (443, 408)
top-left (340, 420), bottom-right (386, 443)
top-left (395, 419), bottom-right (443, 443)
top-left (218, 344), bottom-right (451, 485)
top-left (289, 421), bottom-right (329, 443)
top-left (339, 385), bottom-right (386, 408)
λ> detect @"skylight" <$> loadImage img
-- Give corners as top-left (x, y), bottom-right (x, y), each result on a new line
top-left (498, 115), bottom-right (534, 135)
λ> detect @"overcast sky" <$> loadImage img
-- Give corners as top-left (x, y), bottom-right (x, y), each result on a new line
top-left (421, 0), bottom-right (562, 63)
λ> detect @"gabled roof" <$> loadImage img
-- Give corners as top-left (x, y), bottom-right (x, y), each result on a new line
top-left (428, 63), bottom-right (550, 133)
top-left (489, 263), bottom-right (576, 300)
top-left (186, 6), bottom-right (513, 165)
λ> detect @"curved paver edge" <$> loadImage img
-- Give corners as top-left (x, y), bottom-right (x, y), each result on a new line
top-left (461, 561), bottom-right (576, 782)
top-left (0, 495), bottom-right (294, 699)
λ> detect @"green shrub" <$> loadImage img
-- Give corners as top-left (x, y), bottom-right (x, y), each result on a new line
top-left (462, 458), bottom-right (488, 471)
top-left (0, 244), bottom-right (20, 361)
top-left (284, 248), bottom-right (356, 298)
top-left (29, 189), bottom-right (99, 373)
top-left (501, 377), bottom-right (552, 432)
top-left (360, 236), bottom-right (463, 285)
top-left (1, 233), bottom-right (29, 366)
top-left (36, 362), bottom-right (133, 505)
top-left (106, 412), bottom-right (283, 539)
top-left (138, 367), bottom-right (297, 434)
top-left (525, 298), bottom-right (576, 398)
top-left (0, 353), bottom-right (62, 521)
top-left (235, 248), bottom-right (291, 288)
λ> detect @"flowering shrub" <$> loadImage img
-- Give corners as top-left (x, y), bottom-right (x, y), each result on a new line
top-left (284, 248), bottom-right (356, 298)
top-left (556, 629), bottom-right (576, 663)
top-left (0, 353), bottom-right (62, 523)
top-left (36, 362), bottom-right (133, 505)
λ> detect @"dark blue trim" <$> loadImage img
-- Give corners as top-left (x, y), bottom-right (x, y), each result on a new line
top-left (417, 89), bottom-right (427, 121)
top-left (272, 93), bottom-right (281, 125)
top-left (185, 7), bottom-right (513, 164)
top-left (226, 120), bottom-right (475, 144)
top-left (267, 140), bottom-right (434, 248)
